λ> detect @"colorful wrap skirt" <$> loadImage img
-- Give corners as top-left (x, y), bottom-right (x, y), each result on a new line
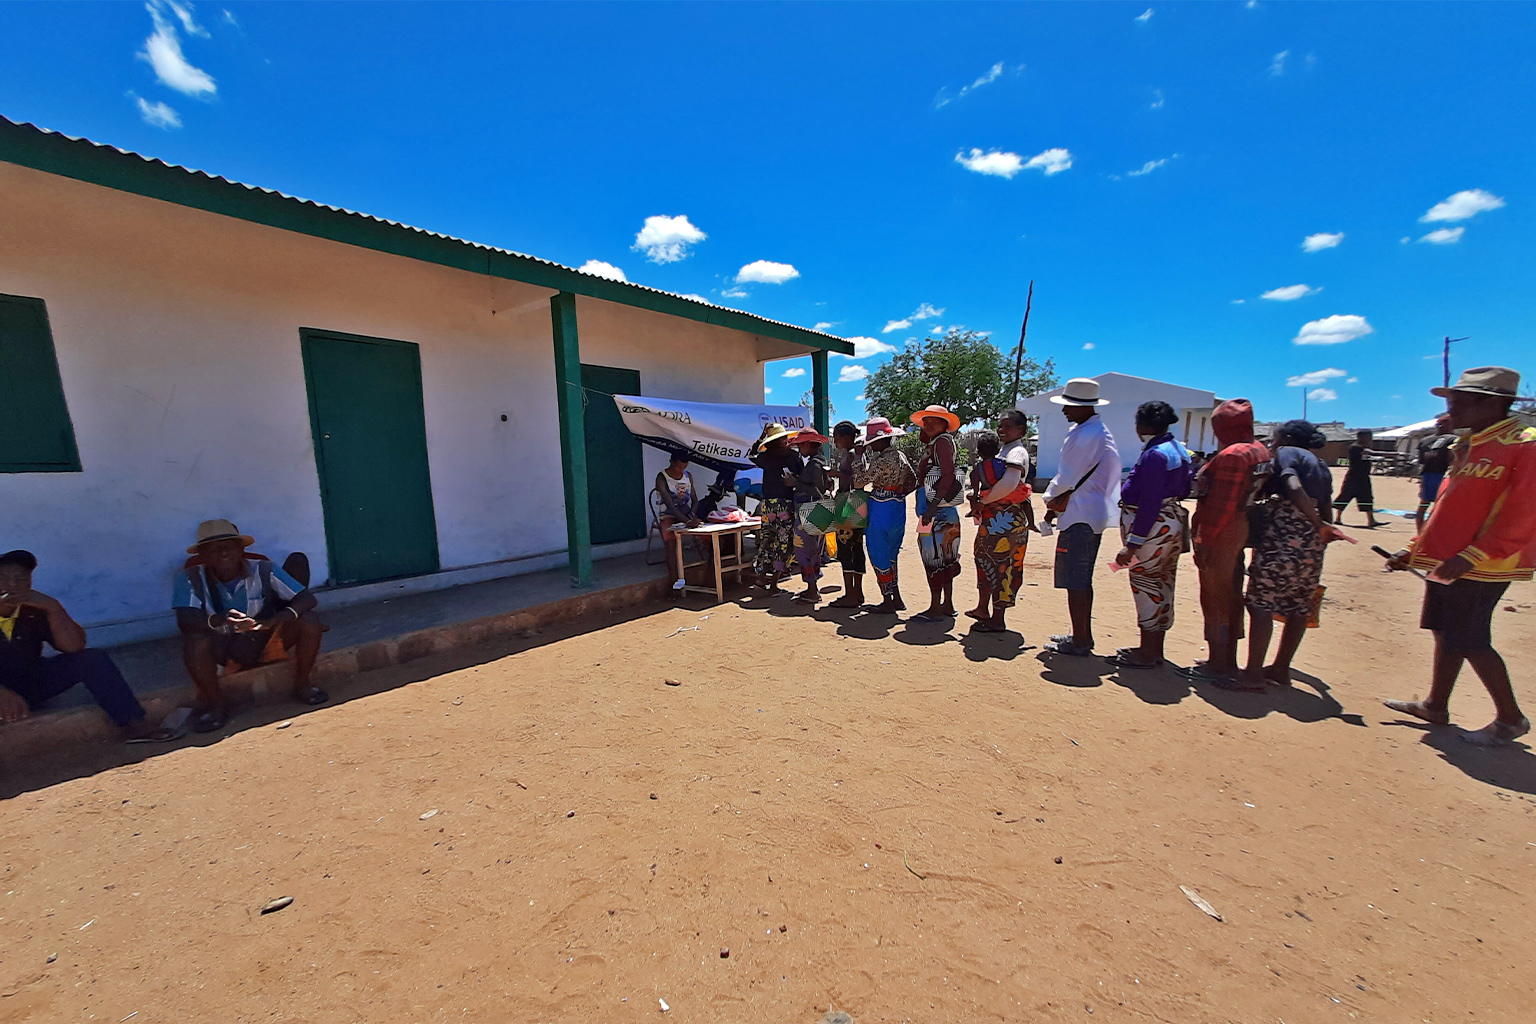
top-left (1246, 498), bottom-right (1326, 619)
top-left (915, 489), bottom-right (962, 584)
top-left (864, 498), bottom-right (906, 599)
top-left (792, 499), bottom-right (828, 581)
top-left (1119, 498), bottom-right (1185, 633)
top-left (753, 498), bottom-right (795, 581)
top-left (974, 502), bottom-right (1030, 607)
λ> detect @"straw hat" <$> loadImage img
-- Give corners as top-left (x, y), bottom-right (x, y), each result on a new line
top-left (188, 518), bottom-right (255, 554)
top-left (910, 405), bottom-right (961, 432)
top-left (1430, 366), bottom-right (1520, 399)
top-left (1049, 377), bottom-right (1110, 407)
top-left (756, 422), bottom-right (794, 447)
top-left (791, 429), bottom-right (830, 446)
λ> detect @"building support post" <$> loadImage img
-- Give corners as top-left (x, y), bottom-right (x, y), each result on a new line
top-left (811, 349), bottom-right (830, 436)
top-left (550, 291), bottom-right (592, 588)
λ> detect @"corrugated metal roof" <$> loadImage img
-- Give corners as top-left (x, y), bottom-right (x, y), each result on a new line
top-left (0, 115), bottom-right (852, 355)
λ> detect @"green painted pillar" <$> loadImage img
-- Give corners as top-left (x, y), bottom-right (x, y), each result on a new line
top-left (550, 291), bottom-right (592, 588)
top-left (811, 349), bottom-right (830, 436)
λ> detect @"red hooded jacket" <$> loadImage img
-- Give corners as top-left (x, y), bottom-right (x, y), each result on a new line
top-left (1193, 399), bottom-right (1271, 545)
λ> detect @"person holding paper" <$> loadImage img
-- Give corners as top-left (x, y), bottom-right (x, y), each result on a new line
top-left (1040, 379), bottom-right (1120, 656)
top-left (1384, 367), bottom-right (1536, 746)
top-left (1109, 401), bottom-right (1193, 668)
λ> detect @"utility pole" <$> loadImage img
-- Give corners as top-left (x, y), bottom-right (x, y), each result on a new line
top-left (1010, 280), bottom-right (1035, 407)
top-left (1442, 335), bottom-right (1469, 389)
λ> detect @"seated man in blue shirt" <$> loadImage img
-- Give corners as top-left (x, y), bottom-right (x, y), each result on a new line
top-left (173, 520), bottom-right (327, 733)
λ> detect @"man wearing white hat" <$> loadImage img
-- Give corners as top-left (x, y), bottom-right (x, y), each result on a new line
top-left (1040, 378), bottom-right (1121, 655)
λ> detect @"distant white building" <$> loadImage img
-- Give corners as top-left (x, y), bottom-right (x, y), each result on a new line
top-left (1020, 372), bottom-right (1218, 481)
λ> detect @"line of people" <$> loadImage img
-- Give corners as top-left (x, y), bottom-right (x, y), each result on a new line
top-left (736, 368), bottom-right (1534, 745)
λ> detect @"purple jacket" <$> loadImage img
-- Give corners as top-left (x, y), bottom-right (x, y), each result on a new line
top-left (1120, 433), bottom-right (1193, 545)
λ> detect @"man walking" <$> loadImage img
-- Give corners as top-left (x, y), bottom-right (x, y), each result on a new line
top-left (1189, 399), bottom-right (1271, 685)
top-left (1384, 367), bottom-right (1536, 746)
top-left (1334, 429), bottom-right (1382, 528)
top-left (1041, 379), bottom-right (1119, 655)
top-left (1415, 414), bottom-right (1456, 532)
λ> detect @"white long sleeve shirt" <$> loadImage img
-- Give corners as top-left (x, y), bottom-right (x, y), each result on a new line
top-left (1042, 414), bottom-right (1121, 533)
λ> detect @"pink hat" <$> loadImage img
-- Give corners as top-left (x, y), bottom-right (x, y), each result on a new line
top-left (860, 417), bottom-right (905, 443)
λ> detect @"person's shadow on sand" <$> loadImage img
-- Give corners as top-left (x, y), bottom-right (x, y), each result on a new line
top-left (1036, 650), bottom-right (1113, 688)
top-left (959, 627), bottom-right (1030, 663)
top-left (894, 617), bottom-right (960, 648)
top-left (1108, 661), bottom-right (1192, 705)
top-left (1382, 718), bottom-right (1536, 795)
top-left (1190, 669), bottom-right (1365, 725)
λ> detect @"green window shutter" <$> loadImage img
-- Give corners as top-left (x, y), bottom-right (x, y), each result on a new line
top-left (0, 294), bottom-right (82, 473)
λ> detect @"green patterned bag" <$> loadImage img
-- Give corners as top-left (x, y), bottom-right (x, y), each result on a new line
top-left (837, 489), bottom-right (870, 530)
top-left (796, 496), bottom-right (840, 534)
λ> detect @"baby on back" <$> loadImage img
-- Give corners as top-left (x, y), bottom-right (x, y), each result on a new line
top-left (967, 430), bottom-right (1005, 521)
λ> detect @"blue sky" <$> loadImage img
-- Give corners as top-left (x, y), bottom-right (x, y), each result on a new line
top-left (3, 2), bottom-right (1530, 427)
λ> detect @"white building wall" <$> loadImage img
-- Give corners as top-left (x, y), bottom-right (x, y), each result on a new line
top-left (0, 164), bottom-right (778, 640)
top-left (1020, 373), bottom-right (1217, 482)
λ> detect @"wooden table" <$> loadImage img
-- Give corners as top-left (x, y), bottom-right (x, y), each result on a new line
top-left (672, 519), bottom-right (760, 603)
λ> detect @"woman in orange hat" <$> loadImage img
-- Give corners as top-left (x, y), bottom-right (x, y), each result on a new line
top-left (787, 429), bottom-right (833, 603)
top-left (911, 406), bottom-right (965, 620)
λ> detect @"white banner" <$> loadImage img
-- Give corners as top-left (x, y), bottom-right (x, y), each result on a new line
top-left (611, 394), bottom-right (811, 471)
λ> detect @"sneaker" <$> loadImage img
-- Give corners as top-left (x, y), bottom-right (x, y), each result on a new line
top-left (1460, 717), bottom-right (1531, 747)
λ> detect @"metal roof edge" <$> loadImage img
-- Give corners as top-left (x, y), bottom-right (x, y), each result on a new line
top-left (0, 116), bottom-right (852, 356)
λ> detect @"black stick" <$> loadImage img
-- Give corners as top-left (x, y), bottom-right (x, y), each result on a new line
top-left (1010, 280), bottom-right (1034, 407)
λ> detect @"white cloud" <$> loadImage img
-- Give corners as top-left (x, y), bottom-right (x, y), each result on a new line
top-left (720, 286), bottom-right (749, 299)
top-left (1024, 147), bottom-right (1073, 175)
top-left (577, 259), bottom-right (627, 282)
top-left (679, 293), bottom-right (709, 304)
top-left (135, 96), bottom-right (181, 129)
top-left (839, 336), bottom-right (898, 360)
top-left (881, 318), bottom-right (912, 334)
top-left (1418, 227), bottom-right (1465, 245)
top-left (911, 302), bottom-right (944, 320)
top-left (763, 387), bottom-right (772, 395)
top-left (1231, 299), bottom-right (1246, 305)
top-left (736, 260), bottom-right (799, 284)
top-left (140, 0), bottom-right (217, 97)
top-left (222, 9), bottom-right (240, 29)
top-left (1286, 367), bottom-right (1347, 388)
top-left (164, 0), bottom-right (208, 36)
top-left (1262, 283), bottom-right (1320, 301)
top-left (1346, 376), bottom-right (1359, 384)
top-left (782, 367), bottom-right (806, 378)
top-left (1126, 157), bottom-right (1171, 177)
top-left (813, 321), bottom-right (834, 331)
top-left (1400, 236), bottom-right (1411, 244)
top-left (1301, 232), bottom-right (1344, 252)
top-left (1082, 342), bottom-right (1095, 351)
top-left (838, 364), bottom-right (869, 383)
top-left (937, 61), bottom-right (1008, 107)
top-left (955, 148), bottom-right (1024, 178)
top-left (854, 393), bottom-right (866, 402)
top-left (1293, 314), bottom-right (1373, 346)
top-left (1420, 188), bottom-right (1505, 223)
top-left (1270, 50), bottom-right (1289, 76)
top-left (1134, 9), bottom-right (1154, 23)
top-left (1307, 388), bottom-right (1337, 402)
top-left (1150, 89), bottom-right (1165, 109)
top-left (632, 214), bottom-right (707, 263)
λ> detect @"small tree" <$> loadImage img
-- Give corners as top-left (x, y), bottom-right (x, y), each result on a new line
top-left (864, 328), bottom-right (1057, 429)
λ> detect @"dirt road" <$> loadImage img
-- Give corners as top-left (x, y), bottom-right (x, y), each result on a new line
top-left (3, 478), bottom-right (1533, 1023)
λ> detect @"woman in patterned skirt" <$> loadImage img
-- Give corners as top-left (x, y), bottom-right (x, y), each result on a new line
top-left (911, 405), bottom-right (965, 621)
top-left (749, 423), bottom-right (802, 593)
top-left (968, 409), bottom-right (1036, 633)
top-left (1242, 420), bottom-right (1351, 688)
top-left (1110, 402), bottom-right (1194, 668)
top-left (853, 418), bottom-right (917, 613)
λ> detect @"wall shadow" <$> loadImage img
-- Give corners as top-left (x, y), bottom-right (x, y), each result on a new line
top-left (0, 597), bottom-right (681, 801)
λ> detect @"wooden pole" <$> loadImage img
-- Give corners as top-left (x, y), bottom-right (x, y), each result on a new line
top-left (1442, 335), bottom-right (1469, 389)
top-left (1010, 280), bottom-right (1035, 406)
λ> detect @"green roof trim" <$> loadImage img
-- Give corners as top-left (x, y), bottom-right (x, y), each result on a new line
top-left (0, 116), bottom-right (852, 356)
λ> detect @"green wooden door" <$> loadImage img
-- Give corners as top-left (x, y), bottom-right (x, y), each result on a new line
top-left (302, 330), bottom-right (440, 585)
top-left (580, 364), bottom-right (645, 545)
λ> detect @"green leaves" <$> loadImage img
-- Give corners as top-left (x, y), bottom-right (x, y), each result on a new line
top-left (863, 329), bottom-right (1057, 428)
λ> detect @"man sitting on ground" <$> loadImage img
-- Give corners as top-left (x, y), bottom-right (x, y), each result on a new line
top-left (173, 520), bottom-right (327, 733)
top-left (1, 549), bottom-right (171, 741)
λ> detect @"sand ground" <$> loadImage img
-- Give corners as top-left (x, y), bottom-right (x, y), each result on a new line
top-left (3, 477), bottom-right (1534, 1024)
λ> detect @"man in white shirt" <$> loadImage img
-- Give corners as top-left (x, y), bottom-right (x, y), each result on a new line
top-left (1040, 379), bottom-right (1121, 655)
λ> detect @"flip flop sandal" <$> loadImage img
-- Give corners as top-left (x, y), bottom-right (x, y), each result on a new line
top-left (1048, 634), bottom-right (1076, 646)
top-left (1382, 699), bottom-right (1450, 726)
top-left (1206, 674), bottom-right (1267, 692)
top-left (1047, 641), bottom-right (1094, 656)
top-left (1107, 649), bottom-right (1159, 669)
top-left (192, 707), bottom-right (230, 733)
top-left (970, 621), bottom-right (1008, 633)
top-left (1460, 717), bottom-right (1531, 747)
top-left (125, 726), bottom-right (184, 744)
top-left (295, 686), bottom-right (329, 706)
